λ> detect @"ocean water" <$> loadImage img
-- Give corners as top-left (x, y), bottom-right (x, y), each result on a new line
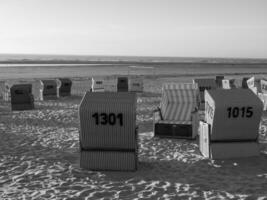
top-left (0, 54), bottom-right (267, 80)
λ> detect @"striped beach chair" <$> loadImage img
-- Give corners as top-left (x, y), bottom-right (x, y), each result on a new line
top-left (40, 80), bottom-right (58, 100)
top-left (199, 89), bottom-right (263, 159)
top-left (193, 78), bottom-right (217, 110)
top-left (57, 78), bottom-right (72, 97)
top-left (258, 79), bottom-right (267, 111)
top-left (0, 81), bottom-right (10, 101)
top-left (79, 92), bottom-right (137, 171)
top-left (10, 84), bottom-right (34, 111)
top-left (154, 83), bottom-right (199, 139)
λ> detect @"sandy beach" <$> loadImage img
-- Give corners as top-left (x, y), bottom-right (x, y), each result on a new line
top-left (0, 72), bottom-right (267, 199)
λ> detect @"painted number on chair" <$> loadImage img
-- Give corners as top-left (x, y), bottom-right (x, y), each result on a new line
top-left (227, 107), bottom-right (253, 118)
top-left (92, 113), bottom-right (123, 126)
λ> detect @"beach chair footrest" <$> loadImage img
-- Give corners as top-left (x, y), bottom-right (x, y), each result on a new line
top-left (80, 149), bottom-right (137, 171)
top-left (154, 122), bottom-right (193, 139)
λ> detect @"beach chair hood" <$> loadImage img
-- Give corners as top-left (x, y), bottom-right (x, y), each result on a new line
top-left (205, 89), bottom-right (263, 141)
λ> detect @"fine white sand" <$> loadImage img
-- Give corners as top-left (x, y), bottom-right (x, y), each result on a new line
top-left (0, 77), bottom-right (267, 199)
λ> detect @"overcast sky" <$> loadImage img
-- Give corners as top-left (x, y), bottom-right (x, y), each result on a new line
top-left (0, 0), bottom-right (266, 58)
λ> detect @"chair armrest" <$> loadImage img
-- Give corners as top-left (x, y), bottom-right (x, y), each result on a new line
top-left (153, 107), bottom-right (163, 122)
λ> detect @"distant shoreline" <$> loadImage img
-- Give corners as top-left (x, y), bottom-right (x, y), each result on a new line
top-left (1, 60), bottom-right (267, 65)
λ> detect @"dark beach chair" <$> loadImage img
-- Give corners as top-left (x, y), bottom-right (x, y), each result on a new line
top-left (57, 78), bottom-right (72, 97)
top-left (215, 76), bottom-right (224, 88)
top-left (117, 77), bottom-right (128, 92)
top-left (193, 78), bottom-right (217, 110)
top-left (79, 92), bottom-right (138, 171)
top-left (40, 80), bottom-right (58, 100)
top-left (154, 83), bottom-right (199, 139)
top-left (199, 89), bottom-right (263, 159)
top-left (11, 84), bottom-right (34, 111)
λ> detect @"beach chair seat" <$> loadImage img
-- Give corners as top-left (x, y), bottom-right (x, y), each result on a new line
top-left (199, 89), bottom-right (263, 159)
top-left (40, 80), bottom-right (58, 100)
top-left (154, 83), bottom-right (199, 139)
top-left (57, 78), bottom-right (72, 97)
top-left (11, 84), bottom-right (34, 111)
top-left (79, 92), bottom-right (138, 171)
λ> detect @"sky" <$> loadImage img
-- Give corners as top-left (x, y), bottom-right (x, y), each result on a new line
top-left (0, 0), bottom-right (267, 58)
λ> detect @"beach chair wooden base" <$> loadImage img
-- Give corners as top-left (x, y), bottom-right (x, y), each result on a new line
top-left (154, 122), bottom-right (193, 139)
top-left (153, 110), bottom-right (199, 139)
top-left (11, 103), bottom-right (34, 111)
top-left (80, 150), bottom-right (137, 171)
top-left (41, 95), bottom-right (58, 101)
top-left (199, 121), bottom-right (259, 159)
top-left (58, 92), bottom-right (71, 97)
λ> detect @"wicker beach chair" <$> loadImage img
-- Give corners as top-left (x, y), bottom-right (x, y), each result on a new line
top-left (128, 76), bottom-right (143, 92)
top-left (40, 80), bottom-right (58, 100)
top-left (10, 84), bottom-right (34, 111)
top-left (199, 89), bottom-right (263, 159)
top-left (91, 77), bottom-right (104, 92)
top-left (57, 78), bottom-right (72, 97)
top-left (153, 83), bottom-right (199, 139)
top-left (246, 76), bottom-right (258, 94)
top-left (117, 77), bottom-right (128, 92)
top-left (215, 76), bottom-right (224, 88)
top-left (79, 92), bottom-right (137, 171)
top-left (103, 75), bottom-right (118, 92)
top-left (193, 78), bottom-right (217, 110)
top-left (222, 79), bottom-right (231, 89)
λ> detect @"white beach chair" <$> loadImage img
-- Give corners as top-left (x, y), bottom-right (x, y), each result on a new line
top-left (222, 79), bottom-right (231, 89)
top-left (10, 84), bottom-right (34, 111)
top-left (103, 75), bottom-right (118, 92)
top-left (199, 89), bottom-right (263, 159)
top-left (153, 83), bottom-right (199, 139)
top-left (246, 77), bottom-right (258, 94)
top-left (91, 77), bottom-right (104, 92)
top-left (39, 80), bottom-right (58, 100)
top-left (79, 92), bottom-right (137, 171)
top-left (193, 78), bottom-right (217, 110)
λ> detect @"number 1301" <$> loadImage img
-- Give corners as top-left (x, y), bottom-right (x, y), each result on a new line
top-left (92, 113), bottom-right (123, 126)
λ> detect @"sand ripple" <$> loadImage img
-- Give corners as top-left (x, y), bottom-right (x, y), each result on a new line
top-left (0, 95), bottom-right (267, 199)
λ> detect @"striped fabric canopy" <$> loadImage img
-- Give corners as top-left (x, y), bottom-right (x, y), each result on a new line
top-left (160, 83), bottom-right (198, 121)
top-left (163, 82), bottom-right (198, 90)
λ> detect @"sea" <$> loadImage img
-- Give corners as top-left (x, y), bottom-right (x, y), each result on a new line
top-left (0, 54), bottom-right (267, 80)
